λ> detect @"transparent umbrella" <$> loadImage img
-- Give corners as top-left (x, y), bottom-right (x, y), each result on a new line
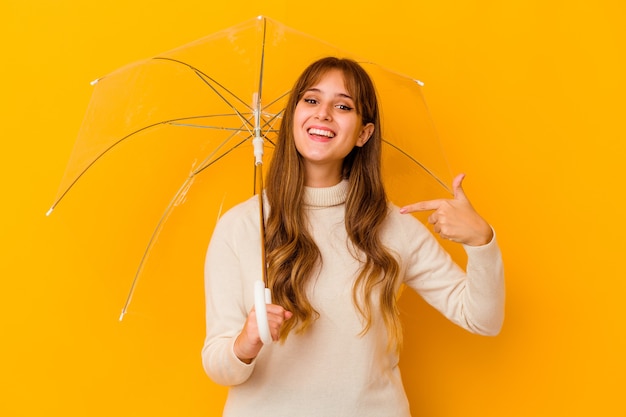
top-left (47, 16), bottom-right (451, 329)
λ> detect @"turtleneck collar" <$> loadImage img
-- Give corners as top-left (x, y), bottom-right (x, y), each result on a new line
top-left (303, 179), bottom-right (349, 208)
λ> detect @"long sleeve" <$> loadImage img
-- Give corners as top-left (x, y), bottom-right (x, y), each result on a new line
top-left (389, 207), bottom-right (505, 335)
top-left (201, 197), bottom-right (261, 386)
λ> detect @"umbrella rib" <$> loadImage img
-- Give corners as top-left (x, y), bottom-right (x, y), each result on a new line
top-left (48, 114), bottom-right (248, 213)
top-left (192, 134), bottom-right (253, 176)
top-left (257, 17), bottom-right (267, 109)
top-left (169, 122), bottom-right (253, 131)
top-left (382, 139), bottom-right (452, 194)
top-left (119, 174), bottom-right (197, 321)
top-left (260, 90), bottom-right (290, 111)
top-left (170, 115), bottom-right (279, 134)
top-left (153, 57), bottom-right (253, 111)
top-left (153, 56), bottom-right (254, 129)
top-left (191, 71), bottom-right (256, 137)
top-left (152, 57), bottom-right (262, 139)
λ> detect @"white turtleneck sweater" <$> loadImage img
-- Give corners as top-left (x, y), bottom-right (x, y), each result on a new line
top-left (202, 180), bottom-right (504, 417)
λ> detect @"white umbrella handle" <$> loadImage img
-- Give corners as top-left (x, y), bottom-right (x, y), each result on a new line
top-left (254, 280), bottom-right (272, 345)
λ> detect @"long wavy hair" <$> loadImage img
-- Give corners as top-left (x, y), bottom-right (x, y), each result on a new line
top-left (265, 57), bottom-right (402, 349)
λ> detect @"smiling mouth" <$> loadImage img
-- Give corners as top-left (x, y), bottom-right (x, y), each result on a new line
top-left (308, 128), bottom-right (335, 138)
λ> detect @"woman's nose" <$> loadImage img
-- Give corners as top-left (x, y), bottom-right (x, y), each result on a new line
top-left (316, 104), bottom-right (332, 121)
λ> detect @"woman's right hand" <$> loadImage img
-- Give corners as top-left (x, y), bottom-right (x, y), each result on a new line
top-left (233, 305), bottom-right (293, 364)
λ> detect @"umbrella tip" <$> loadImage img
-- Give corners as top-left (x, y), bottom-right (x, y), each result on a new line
top-left (90, 78), bottom-right (100, 86)
top-left (257, 15), bottom-right (263, 20)
top-left (46, 207), bottom-right (54, 217)
top-left (119, 311), bottom-right (126, 322)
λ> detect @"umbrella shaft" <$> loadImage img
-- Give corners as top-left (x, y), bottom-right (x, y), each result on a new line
top-left (255, 164), bottom-right (268, 286)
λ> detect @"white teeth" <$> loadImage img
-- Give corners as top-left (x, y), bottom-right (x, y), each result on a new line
top-left (308, 128), bottom-right (335, 138)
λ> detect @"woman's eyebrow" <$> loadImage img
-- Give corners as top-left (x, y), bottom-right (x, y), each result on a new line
top-left (304, 87), bottom-right (353, 100)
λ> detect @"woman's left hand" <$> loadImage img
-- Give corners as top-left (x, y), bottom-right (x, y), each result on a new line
top-left (400, 173), bottom-right (493, 246)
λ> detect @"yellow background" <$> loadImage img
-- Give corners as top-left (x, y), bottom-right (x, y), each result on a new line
top-left (2, 1), bottom-right (624, 416)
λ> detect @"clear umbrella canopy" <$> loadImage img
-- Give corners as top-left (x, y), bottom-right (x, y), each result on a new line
top-left (48, 16), bottom-right (452, 319)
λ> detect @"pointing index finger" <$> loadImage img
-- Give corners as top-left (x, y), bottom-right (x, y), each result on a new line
top-left (400, 199), bottom-right (443, 214)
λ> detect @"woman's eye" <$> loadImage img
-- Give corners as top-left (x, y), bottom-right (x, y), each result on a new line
top-left (336, 104), bottom-right (353, 111)
top-left (303, 98), bottom-right (318, 105)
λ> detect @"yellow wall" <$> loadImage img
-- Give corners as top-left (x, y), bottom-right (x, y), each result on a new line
top-left (2, 1), bottom-right (624, 416)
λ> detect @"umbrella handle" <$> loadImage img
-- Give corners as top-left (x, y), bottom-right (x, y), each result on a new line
top-left (254, 280), bottom-right (273, 345)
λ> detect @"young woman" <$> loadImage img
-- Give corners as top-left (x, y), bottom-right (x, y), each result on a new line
top-left (202, 57), bottom-right (504, 416)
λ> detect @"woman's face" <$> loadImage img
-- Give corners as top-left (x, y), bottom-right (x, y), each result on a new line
top-left (293, 69), bottom-right (374, 186)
